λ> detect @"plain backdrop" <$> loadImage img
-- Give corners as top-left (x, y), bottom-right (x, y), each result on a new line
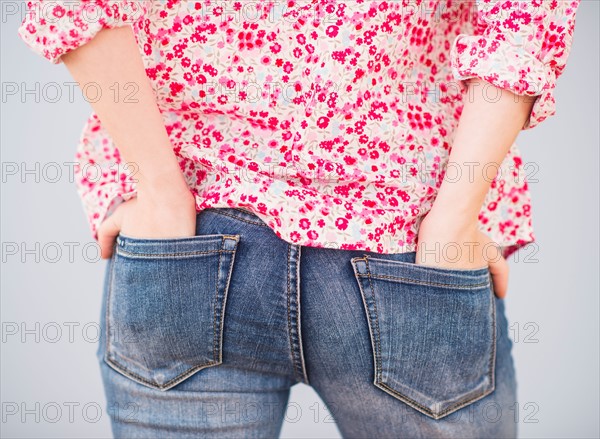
top-left (1, 1), bottom-right (598, 438)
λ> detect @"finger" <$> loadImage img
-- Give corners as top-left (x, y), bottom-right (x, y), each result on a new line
top-left (488, 254), bottom-right (509, 299)
top-left (97, 212), bottom-right (122, 259)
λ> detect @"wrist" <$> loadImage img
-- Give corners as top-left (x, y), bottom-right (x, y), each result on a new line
top-left (137, 166), bottom-right (192, 201)
top-left (428, 184), bottom-right (485, 229)
top-left (423, 204), bottom-right (479, 234)
top-left (136, 155), bottom-right (185, 184)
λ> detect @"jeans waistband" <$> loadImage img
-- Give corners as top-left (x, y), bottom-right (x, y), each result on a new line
top-left (200, 207), bottom-right (271, 228)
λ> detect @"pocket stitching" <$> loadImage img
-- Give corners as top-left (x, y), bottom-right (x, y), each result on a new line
top-left (363, 254), bottom-right (489, 276)
top-left (115, 248), bottom-right (233, 259)
top-left (217, 236), bottom-right (239, 364)
top-left (212, 243), bottom-right (225, 361)
top-left (104, 235), bottom-right (238, 391)
top-left (104, 355), bottom-right (218, 391)
top-left (351, 257), bottom-right (497, 420)
top-left (361, 273), bottom-right (490, 290)
top-left (376, 380), bottom-right (495, 420)
top-left (117, 233), bottom-right (232, 243)
top-left (351, 257), bottom-right (385, 385)
top-left (357, 254), bottom-right (491, 289)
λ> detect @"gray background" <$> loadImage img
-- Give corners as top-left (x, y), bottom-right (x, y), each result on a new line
top-left (1, 1), bottom-right (598, 438)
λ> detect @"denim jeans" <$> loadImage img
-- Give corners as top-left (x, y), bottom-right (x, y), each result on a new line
top-left (96, 207), bottom-right (518, 438)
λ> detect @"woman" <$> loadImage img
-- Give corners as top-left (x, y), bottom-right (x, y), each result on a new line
top-left (18, 1), bottom-right (580, 437)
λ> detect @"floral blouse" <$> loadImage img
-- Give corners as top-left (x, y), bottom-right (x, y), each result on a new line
top-left (18, 0), bottom-right (580, 257)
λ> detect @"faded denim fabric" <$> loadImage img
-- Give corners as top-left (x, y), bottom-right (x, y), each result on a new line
top-left (96, 207), bottom-right (517, 438)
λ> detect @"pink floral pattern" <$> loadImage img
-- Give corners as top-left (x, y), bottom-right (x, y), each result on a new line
top-left (18, 0), bottom-right (580, 257)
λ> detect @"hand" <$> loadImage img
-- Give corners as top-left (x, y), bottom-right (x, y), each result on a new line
top-left (416, 213), bottom-right (509, 299)
top-left (97, 186), bottom-right (197, 259)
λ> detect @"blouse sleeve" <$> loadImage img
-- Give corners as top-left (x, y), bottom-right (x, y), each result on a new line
top-left (17, 1), bottom-right (147, 65)
top-left (450, 0), bottom-right (581, 130)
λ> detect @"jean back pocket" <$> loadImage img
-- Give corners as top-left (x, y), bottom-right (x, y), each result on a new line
top-left (350, 254), bottom-right (496, 420)
top-left (104, 234), bottom-right (240, 391)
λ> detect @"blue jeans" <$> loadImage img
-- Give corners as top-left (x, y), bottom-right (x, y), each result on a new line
top-left (97, 207), bottom-right (518, 438)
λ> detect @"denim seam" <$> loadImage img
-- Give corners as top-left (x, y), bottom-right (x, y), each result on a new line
top-left (286, 244), bottom-right (309, 384)
top-left (219, 237), bottom-right (239, 364)
top-left (115, 249), bottom-right (233, 259)
top-left (104, 244), bottom-right (117, 379)
top-left (105, 356), bottom-right (217, 391)
top-left (117, 234), bottom-right (227, 245)
top-left (295, 245), bottom-right (309, 385)
top-left (106, 332), bottom-right (218, 375)
top-left (364, 257), bottom-right (384, 384)
top-left (489, 274), bottom-right (498, 396)
top-left (364, 256), bottom-right (489, 276)
top-left (350, 258), bottom-right (383, 387)
top-left (213, 240), bottom-right (225, 362)
top-left (376, 381), bottom-right (495, 420)
top-left (286, 243), bottom-right (299, 383)
top-left (357, 273), bottom-right (490, 290)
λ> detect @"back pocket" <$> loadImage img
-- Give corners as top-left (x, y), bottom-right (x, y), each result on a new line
top-left (350, 254), bottom-right (496, 420)
top-left (104, 233), bottom-right (240, 391)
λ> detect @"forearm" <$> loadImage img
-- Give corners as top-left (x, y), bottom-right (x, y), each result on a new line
top-left (61, 26), bottom-right (186, 193)
top-left (429, 78), bottom-right (536, 228)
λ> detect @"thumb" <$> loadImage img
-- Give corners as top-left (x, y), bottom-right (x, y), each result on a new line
top-left (488, 251), bottom-right (509, 299)
top-left (97, 209), bottom-right (123, 260)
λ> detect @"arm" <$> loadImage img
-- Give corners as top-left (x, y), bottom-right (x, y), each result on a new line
top-left (18, 1), bottom-right (196, 258)
top-left (417, 78), bottom-right (535, 298)
top-left (417, 0), bottom-right (581, 298)
top-left (61, 26), bottom-right (196, 258)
